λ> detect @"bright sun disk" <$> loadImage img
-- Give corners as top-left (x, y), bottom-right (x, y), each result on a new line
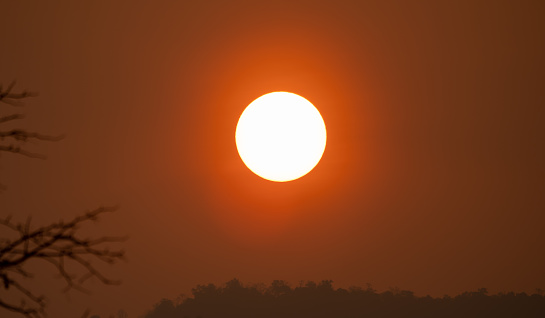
top-left (235, 92), bottom-right (327, 182)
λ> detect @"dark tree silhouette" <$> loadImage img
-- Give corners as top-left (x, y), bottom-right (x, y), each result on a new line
top-left (0, 83), bottom-right (126, 318)
top-left (144, 279), bottom-right (545, 318)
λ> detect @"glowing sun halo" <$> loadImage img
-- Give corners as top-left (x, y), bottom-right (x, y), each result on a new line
top-left (235, 92), bottom-right (327, 182)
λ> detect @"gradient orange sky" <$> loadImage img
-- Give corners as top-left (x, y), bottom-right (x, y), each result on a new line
top-left (1, 1), bottom-right (544, 317)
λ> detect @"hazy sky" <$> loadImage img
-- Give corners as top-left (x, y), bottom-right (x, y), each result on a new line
top-left (1, 1), bottom-right (544, 317)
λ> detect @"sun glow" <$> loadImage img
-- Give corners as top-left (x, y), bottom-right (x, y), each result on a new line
top-left (235, 92), bottom-right (327, 182)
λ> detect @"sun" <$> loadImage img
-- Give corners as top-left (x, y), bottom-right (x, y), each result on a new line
top-left (235, 92), bottom-right (327, 182)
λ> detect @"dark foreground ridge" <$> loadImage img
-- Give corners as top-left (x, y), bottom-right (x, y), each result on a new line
top-left (144, 279), bottom-right (545, 318)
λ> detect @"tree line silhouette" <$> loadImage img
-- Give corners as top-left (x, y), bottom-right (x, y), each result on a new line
top-left (144, 279), bottom-right (545, 318)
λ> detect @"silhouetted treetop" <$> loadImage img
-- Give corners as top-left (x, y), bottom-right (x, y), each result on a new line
top-left (145, 279), bottom-right (545, 318)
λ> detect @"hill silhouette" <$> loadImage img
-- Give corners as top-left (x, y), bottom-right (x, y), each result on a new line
top-left (144, 279), bottom-right (545, 318)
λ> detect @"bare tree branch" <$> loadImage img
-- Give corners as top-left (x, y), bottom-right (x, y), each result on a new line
top-left (0, 130), bottom-right (64, 142)
top-left (0, 81), bottom-right (38, 106)
top-left (0, 298), bottom-right (42, 318)
top-left (0, 82), bottom-right (62, 159)
top-left (0, 114), bottom-right (25, 124)
top-left (0, 207), bottom-right (126, 317)
top-left (0, 145), bottom-right (46, 159)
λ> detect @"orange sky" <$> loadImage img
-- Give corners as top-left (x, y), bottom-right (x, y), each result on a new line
top-left (1, 1), bottom-right (544, 317)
